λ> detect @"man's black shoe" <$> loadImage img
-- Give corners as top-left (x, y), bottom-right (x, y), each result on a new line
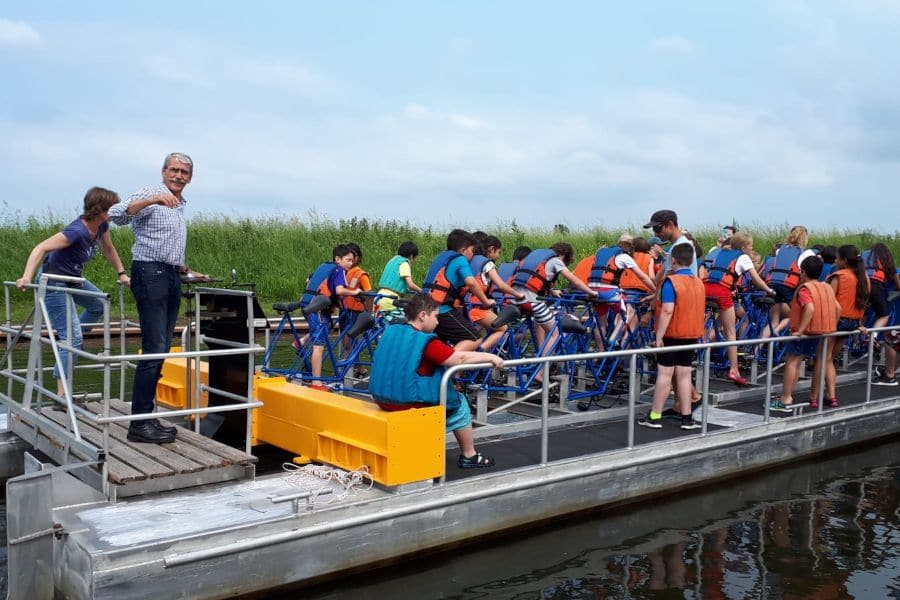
top-left (127, 421), bottom-right (175, 444)
top-left (149, 418), bottom-right (177, 436)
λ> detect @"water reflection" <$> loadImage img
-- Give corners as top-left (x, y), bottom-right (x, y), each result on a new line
top-left (299, 440), bottom-right (900, 599)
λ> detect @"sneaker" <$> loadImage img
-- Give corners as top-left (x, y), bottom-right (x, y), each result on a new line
top-left (769, 400), bottom-right (794, 413)
top-left (873, 374), bottom-right (898, 386)
top-left (291, 339), bottom-right (301, 352)
top-left (638, 414), bottom-right (662, 429)
top-left (680, 416), bottom-right (701, 430)
top-left (809, 398), bottom-right (819, 410)
top-left (458, 452), bottom-right (495, 469)
top-left (309, 383), bottom-right (330, 392)
top-left (828, 397), bottom-right (839, 408)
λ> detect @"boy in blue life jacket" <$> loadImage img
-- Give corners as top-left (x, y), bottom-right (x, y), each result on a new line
top-left (369, 294), bottom-right (503, 468)
top-left (376, 241), bottom-right (422, 313)
top-left (301, 244), bottom-right (362, 390)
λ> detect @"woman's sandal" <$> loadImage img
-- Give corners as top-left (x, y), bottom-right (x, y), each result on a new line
top-left (828, 397), bottom-right (839, 408)
top-left (458, 452), bottom-right (495, 469)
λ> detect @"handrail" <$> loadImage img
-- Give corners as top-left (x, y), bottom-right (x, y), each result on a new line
top-left (0, 278), bottom-right (263, 495)
top-left (439, 324), bottom-right (900, 484)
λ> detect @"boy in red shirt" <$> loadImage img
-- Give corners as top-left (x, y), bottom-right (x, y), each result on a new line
top-left (770, 256), bottom-right (840, 412)
top-left (369, 294), bottom-right (504, 468)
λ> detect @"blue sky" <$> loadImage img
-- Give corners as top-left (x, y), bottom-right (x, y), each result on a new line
top-left (2, 1), bottom-right (899, 232)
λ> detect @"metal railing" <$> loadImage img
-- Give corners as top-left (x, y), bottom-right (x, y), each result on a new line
top-left (1, 275), bottom-right (264, 496)
top-left (439, 325), bottom-right (899, 484)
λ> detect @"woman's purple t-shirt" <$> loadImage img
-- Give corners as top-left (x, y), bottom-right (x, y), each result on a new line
top-left (44, 219), bottom-right (108, 277)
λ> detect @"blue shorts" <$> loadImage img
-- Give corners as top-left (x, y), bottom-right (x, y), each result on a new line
top-left (784, 338), bottom-right (819, 358)
top-left (446, 392), bottom-right (472, 432)
top-left (306, 311), bottom-right (333, 346)
top-left (771, 283), bottom-right (796, 304)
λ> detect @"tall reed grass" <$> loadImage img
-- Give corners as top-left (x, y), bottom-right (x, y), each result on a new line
top-left (2, 214), bottom-right (898, 322)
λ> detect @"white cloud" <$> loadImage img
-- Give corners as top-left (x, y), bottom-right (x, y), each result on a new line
top-left (649, 36), bottom-right (695, 54)
top-left (0, 18), bottom-right (40, 47)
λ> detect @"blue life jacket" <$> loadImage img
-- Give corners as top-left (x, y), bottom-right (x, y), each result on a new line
top-left (589, 246), bottom-right (624, 284)
top-left (368, 323), bottom-right (461, 411)
top-left (862, 250), bottom-right (880, 280)
top-left (512, 249), bottom-right (559, 294)
top-left (300, 263), bottom-right (338, 307)
top-left (377, 255), bottom-right (410, 294)
top-left (819, 263), bottom-right (835, 282)
top-left (423, 250), bottom-right (464, 307)
top-left (469, 254), bottom-right (491, 279)
top-left (767, 246), bottom-right (804, 288)
top-left (702, 247), bottom-right (722, 272)
top-left (497, 261), bottom-right (517, 283)
top-left (705, 249), bottom-right (743, 289)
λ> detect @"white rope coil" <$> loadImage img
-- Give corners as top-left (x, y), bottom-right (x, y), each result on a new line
top-left (281, 462), bottom-right (374, 504)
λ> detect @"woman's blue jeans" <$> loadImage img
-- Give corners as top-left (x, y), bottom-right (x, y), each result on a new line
top-left (130, 261), bottom-right (182, 418)
top-left (44, 279), bottom-right (105, 381)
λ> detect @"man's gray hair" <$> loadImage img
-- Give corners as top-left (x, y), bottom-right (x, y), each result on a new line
top-left (163, 152), bottom-right (193, 171)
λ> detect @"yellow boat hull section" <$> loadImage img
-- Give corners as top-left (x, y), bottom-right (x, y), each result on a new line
top-left (252, 374), bottom-right (445, 486)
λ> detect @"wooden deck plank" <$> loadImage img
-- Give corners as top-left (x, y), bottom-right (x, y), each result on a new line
top-left (41, 409), bottom-right (173, 480)
top-left (107, 399), bottom-right (257, 465)
top-left (17, 415), bottom-right (145, 484)
top-left (80, 403), bottom-right (230, 471)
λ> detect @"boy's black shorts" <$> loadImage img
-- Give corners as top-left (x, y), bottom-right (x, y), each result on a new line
top-left (657, 337), bottom-right (696, 368)
top-left (436, 308), bottom-right (481, 345)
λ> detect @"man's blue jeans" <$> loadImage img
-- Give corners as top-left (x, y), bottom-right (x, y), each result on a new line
top-left (44, 278), bottom-right (105, 381)
top-left (130, 261), bottom-right (182, 418)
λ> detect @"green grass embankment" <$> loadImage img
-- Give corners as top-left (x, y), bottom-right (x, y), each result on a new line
top-left (2, 215), bottom-right (898, 323)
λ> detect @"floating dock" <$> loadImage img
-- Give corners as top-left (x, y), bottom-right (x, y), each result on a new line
top-left (2, 375), bottom-right (897, 599)
top-left (3, 281), bottom-right (899, 599)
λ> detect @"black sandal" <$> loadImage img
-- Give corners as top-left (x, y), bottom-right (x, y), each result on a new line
top-left (457, 452), bottom-right (495, 469)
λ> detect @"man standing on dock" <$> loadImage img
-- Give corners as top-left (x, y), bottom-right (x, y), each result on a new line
top-left (109, 152), bottom-right (200, 444)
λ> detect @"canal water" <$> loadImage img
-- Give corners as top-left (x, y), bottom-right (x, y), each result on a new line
top-left (294, 438), bottom-right (900, 599)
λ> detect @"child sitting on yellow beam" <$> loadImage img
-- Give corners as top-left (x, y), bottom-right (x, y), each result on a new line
top-left (368, 294), bottom-right (503, 469)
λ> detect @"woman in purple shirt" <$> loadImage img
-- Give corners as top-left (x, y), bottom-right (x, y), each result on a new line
top-left (16, 187), bottom-right (130, 397)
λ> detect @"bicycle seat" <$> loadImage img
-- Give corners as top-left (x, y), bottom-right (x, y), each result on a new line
top-left (705, 298), bottom-right (720, 311)
top-left (560, 315), bottom-right (588, 335)
top-left (302, 294), bottom-right (332, 316)
top-left (345, 312), bottom-right (376, 338)
top-left (272, 301), bottom-right (301, 314)
top-left (491, 304), bottom-right (521, 329)
top-left (752, 296), bottom-right (776, 306)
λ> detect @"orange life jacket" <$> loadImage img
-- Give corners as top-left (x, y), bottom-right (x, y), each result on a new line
top-left (343, 266), bottom-right (371, 312)
top-left (571, 255), bottom-right (593, 284)
top-left (789, 280), bottom-right (838, 334)
top-left (423, 251), bottom-right (465, 308)
top-left (620, 252), bottom-right (654, 292)
top-left (655, 274), bottom-right (705, 339)
top-left (827, 269), bottom-right (868, 321)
